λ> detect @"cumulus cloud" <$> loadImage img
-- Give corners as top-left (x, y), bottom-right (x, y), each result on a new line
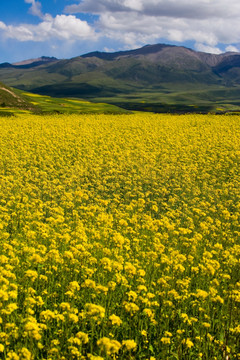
top-left (1, 0), bottom-right (240, 56)
top-left (194, 43), bottom-right (222, 55)
top-left (65, 0), bottom-right (240, 19)
top-left (0, 15), bottom-right (97, 42)
top-left (225, 45), bottom-right (239, 53)
top-left (0, 22), bottom-right (7, 31)
top-left (65, 0), bottom-right (240, 52)
top-left (25, 0), bottom-right (43, 18)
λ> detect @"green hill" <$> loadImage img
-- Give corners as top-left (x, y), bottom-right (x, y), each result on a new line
top-left (1, 44), bottom-right (240, 113)
top-left (0, 81), bottom-right (129, 116)
top-left (0, 81), bottom-right (35, 110)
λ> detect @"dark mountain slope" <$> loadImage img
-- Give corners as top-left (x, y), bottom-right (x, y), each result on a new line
top-left (0, 44), bottom-right (224, 89)
top-left (13, 56), bottom-right (58, 66)
top-left (1, 43), bottom-right (240, 112)
top-left (81, 43), bottom-right (175, 60)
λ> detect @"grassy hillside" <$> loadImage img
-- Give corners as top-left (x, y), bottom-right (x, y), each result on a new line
top-left (1, 44), bottom-right (240, 113)
top-left (1, 79), bottom-right (239, 115)
top-left (91, 84), bottom-right (240, 114)
top-left (20, 91), bottom-right (129, 114)
top-left (0, 81), bottom-right (36, 111)
top-left (0, 82), bottom-right (129, 115)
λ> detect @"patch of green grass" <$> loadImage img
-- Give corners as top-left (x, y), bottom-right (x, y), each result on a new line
top-left (14, 90), bottom-right (130, 115)
top-left (90, 85), bottom-right (240, 114)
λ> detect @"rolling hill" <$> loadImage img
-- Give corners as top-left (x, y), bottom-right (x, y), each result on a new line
top-left (1, 44), bottom-right (240, 112)
top-left (0, 81), bottom-right (36, 110)
top-left (0, 81), bottom-right (129, 115)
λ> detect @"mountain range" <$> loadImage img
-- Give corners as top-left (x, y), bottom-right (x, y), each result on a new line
top-left (1, 44), bottom-right (240, 113)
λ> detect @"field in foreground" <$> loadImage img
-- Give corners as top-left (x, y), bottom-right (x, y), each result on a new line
top-left (0, 113), bottom-right (239, 360)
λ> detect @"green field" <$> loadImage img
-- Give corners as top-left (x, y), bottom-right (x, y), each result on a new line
top-left (19, 91), bottom-right (129, 114)
top-left (0, 85), bottom-right (130, 116)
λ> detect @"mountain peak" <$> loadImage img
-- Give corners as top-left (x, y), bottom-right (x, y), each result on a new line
top-left (1, 42), bottom-right (240, 114)
top-left (81, 43), bottom-right (176, 60)
top-left (12, 56), bottom-right (58, 66)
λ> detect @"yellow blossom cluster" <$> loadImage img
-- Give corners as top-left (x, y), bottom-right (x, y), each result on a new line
top-left (0, 113), bottom-right (239, 359)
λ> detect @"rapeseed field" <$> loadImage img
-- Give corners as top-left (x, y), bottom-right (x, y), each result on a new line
top-left (0, 113), bottom-right (239, 360)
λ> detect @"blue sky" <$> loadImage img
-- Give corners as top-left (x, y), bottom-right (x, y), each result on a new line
top-left (0, 0), bottom-right (240, 63)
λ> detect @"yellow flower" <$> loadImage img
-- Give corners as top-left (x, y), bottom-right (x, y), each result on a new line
top-left (76, 331), bottom-right (89, 344)
top-left (97, 337), bottom-right (121, 355)
top-left (0, 289), bottom-right (9, 302)
top-left (138, 269), bottom-right (146, 277)
top-left (194, 289), bottom-right (209, 300)
top-left (24, 270), bottom-right (38, 282)
top-left (24, 318), bottom-right (42, 341)
top-left (107, 281), bottom-right (117, 290)
top-left (40, 310), bottom-right (56, 322)
top-left (124, 262), bottom-right (137, 275)
top-left (127, 290), bottom-right (138, 301)
top-left (95, 285), bottom-right (108, 295)
top-left (161, 337), bottom-right (171, 345)
top-left (87, 355), bottom-right (104, 360)
top-left (137, 285), bottom-right (147, 293)
top-left (60, 302), bottom-right (71, 311)
top-left (202, 322), bottom-right (211, 328)
top-left (18, 348), bottom-right (32, 360)
top-left (6, 351), bottom-right (20, 360)
top-left (83, 303), bottom-right (105, 322)
top-left (68, 313), bottom-right (79, 323)
top-left (51, 339), bottom-right (60, 346)
top-left (182, 338), bottom-right (194, 348)
top-left (143, 308), bottom-right (153, 317)
top-left (82, 279), bottom-right (96, 289)
top-left (122, 339), bottom-right (137, 351)
top-left (68, 346), bottom-right (81, 358)
top-left (119, 219), bottom-right (128, 227)
top-left (124, 302), bottom-right (139, 315)
top-left (109, 314), bottom-right (122, 326)
top-left (48, 347), bottom-right (59, 355)
top-left (68, 281), bottom-right (80, 292)
top-left (1, 303), bottom-right (18, 315)
top-left (164, 331), bottom-right (172, 337)
top-left (68, 337), bottom-right (82, 346)
top-left (177, 329), bottom-right (185, 335)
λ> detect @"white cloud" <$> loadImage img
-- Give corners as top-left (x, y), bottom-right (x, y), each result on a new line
top-left (225, 45), bottom-right (239, 53)
top-left (1, 0), bottom-right (240, 57)
top-left (25, 0), bottom-right (43, 18)
top-left (65, 0), bottom-right (240, 51)
top-left (195, 43), bottom-right (222, 54)
top-left (0, 22), bottom-right (7, 30)
top-left (97, 11), bottom-right (223, 48)
top-left (7, 25), bottom-right (34, 41)
top-left (0, 15), bottom-right (97, 42)
top-left (123, 0), bottom-right (143, 11)
top-left (66, 0), bottom-right (240, 19)
top-left (103, 47), bottom-right (116, 52)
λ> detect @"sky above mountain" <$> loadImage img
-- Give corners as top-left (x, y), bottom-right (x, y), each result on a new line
top-left (0, 0), bottom-right (240, 63)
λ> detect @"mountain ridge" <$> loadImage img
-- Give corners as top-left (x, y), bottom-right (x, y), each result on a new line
top-left (12, 56), bottom-right (58, 67)
top-left (6, 43), bottom-right (240, 69)
top-left (1, 43), bottom-right (240, 113)
top-left (81, 43), bottom-right (240, 66)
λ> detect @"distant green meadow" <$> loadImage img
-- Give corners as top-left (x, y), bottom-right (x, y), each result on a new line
top-left (0, 90), bottom-right (129, 116)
